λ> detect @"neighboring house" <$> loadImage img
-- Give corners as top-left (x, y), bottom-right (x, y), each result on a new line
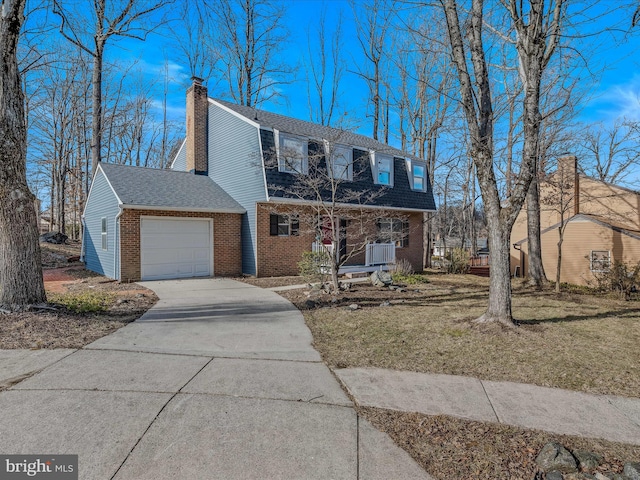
top-left (83, 78), bottom-right (436, 281)
top-left (510, 155), bottom-right (640, 285)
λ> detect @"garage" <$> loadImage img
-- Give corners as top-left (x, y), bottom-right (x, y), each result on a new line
top-left (140, 217), bottom-right (213, 281)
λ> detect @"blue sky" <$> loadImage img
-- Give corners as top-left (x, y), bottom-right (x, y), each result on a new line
top-left (112, 1), bottom-right (637, 143)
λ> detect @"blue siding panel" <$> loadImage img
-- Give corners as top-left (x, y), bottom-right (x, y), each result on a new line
top-left (208, 103), bottom-right (266, 275)
top-left (84, 169), bottom-right (120, 279)
top-left (171, 140), bottom-right (187, 171)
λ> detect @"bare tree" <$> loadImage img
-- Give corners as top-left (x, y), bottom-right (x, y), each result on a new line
top-left (578, 118), bottom-right (640, 186)
top-left (305, 9), bottom-right (345, 126)
top-left (541, 157), bottom-right (576, 293)
top-left (212, 0), bottom-right (292, 107)
top-left (351, 0), bottom-right (393, 140)
top-left (52, 0), bottom-right (172, 173)
top-left (0, 0), bottom-right (46, 306)
top-left (170, 0), bottom-right (218, 80)
top-left (440, 0), bottom-right (563, 325)
top-left (503, 0), bottom-right (564, 289)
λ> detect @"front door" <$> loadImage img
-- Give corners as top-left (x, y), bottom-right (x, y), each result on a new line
top-left (320, 217), bottom-right (347, 262)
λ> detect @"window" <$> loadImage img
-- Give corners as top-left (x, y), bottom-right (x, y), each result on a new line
top-left (411, 161), bottom-right (427, 191)
top-left (590, 250), bottom-right (610, 272)
top-left (276, 131), bottom-right (308, 174)
top-left (101, 217), bottom-right (108, 250)
top-left (377, 218), bottom-right (409, 247)
top-left (269, 214), bottom-right (299, 237)
top-left (327, 143), bottom-right (353, 181)
top-left (372, 152), bottom-right (393, 186)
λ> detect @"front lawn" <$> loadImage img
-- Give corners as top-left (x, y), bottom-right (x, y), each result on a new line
top-left (281, 273), bottom-right (640, 398)
top-left (279, 273), bottom-right (640, 479)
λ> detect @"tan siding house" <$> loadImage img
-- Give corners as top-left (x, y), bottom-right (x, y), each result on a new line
top-left (510, 156), bottom-right (640, 285)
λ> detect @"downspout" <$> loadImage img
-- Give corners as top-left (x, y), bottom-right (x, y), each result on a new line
top-left (513, 243), bottom-right (523, 278)
top-left (80, 215), bottom-right (86, 262)
top-left (114, 207), bottom-right (123, 281)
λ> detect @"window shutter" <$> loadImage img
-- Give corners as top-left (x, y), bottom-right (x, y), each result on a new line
top-left (291, 217), bottom-right (300, 236)
top-left (270, 214), bottom-right (279, 236)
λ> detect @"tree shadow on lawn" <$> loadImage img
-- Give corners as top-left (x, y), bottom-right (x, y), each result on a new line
top-left (514, 306), bottom-right (640, 325)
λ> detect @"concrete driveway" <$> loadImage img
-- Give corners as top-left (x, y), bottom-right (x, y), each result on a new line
top-left (0, 278), bottom-right (429, 480)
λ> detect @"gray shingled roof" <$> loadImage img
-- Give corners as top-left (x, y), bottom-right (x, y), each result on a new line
top-left (98, 162), bottom-right (245, 213)
top-left (213, 98), bottom-right (423, 161)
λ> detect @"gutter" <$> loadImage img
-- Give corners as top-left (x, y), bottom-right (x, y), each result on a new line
top-left (120, 204), bottom-right (246, 214)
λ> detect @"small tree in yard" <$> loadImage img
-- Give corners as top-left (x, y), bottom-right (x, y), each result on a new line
top-left (0, 0), bottom-right (46, 307)
top-left (263, 136), bottom-right (409, 291)
top-left (541, 157), bottom-right (577, 293)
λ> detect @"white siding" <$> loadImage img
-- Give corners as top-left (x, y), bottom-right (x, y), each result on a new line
top-left (170, 140), bottom-right (187, 171)
top-left (84, 169), bottom-right (120, 278)
top-left (208, 102), bottom-right (266, 275)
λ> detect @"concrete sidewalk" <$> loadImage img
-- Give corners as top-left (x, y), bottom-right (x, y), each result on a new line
top-left (336, 367), bottom-right (640, 445)
top-left (0, 278), bottom-right (430, 480)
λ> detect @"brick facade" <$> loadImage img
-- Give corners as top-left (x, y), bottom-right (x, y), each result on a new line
top-left (186, 79), bottom-right (208, 175)
top-left (119, 209), bottom-right (242, 282)
top-left (255, 203), bottom-right (424, 277)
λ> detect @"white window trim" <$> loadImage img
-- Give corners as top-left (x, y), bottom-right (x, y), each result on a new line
top-left (408, 159), bottom-right (427, 192)
top-left (371, 151), bottom-right (394, 187)
top-left (590, 250), bottom-right (611, 272)
top-left (101, 217), bottom-right (108, 251)
top-left (275, 129), bottom-right (308, 174)
top-left (325, 141), bottom-right (353, 181)
top-left (378, 218), bottom-right (409, 248)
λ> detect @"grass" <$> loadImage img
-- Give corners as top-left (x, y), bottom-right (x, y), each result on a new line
top-left (297, 273), bottom-right (640, 397)
top-left (48, 291), bottom-right (115, 313)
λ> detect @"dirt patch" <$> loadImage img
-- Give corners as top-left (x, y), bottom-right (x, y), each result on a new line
top-left (40, 241), bottom-right (82, 268)
top-left (0, 245), bottom-right (157, 349)
top-left (235, 275), bottom-right (306, 289)
top-left (360, 407), bottom-right (640, 480)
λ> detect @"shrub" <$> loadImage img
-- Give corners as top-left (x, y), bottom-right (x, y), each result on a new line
top-left (388, 258), bottom-right (414, 276)
top-left (392, 273), bottom-right (429, 285)
top-left (446, 248), bottom-right (470, 274)
top-left (48, 291), bottom-right (114, 313)
top-left (591, 260), bottom-right (640, 300)
top-left (298, 251), bottom-right (331, 283)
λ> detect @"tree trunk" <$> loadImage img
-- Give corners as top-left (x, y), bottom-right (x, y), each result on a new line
top-left (0, 0), bottom-right (46, 306)
top-left (90, 40), bottom-right (104, 173)
top-left (556, 228), bottom-right (563, 294)
top-left (526, 175), bottom-right (546, 288)
top-left (474, 210), bottom-right (514, 326)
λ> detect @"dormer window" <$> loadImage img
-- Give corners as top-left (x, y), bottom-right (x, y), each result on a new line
top-left (410, 160), bottom-right (427, 191)
top-left (276, 130), bottom-right (308, 174)
top-left (327, 143), bottom-right (353, 181)
top-left (372, 152), bottom-right (393, 186)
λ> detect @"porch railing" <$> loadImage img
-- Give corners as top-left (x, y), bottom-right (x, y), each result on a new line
top-left (469, 255), bottom-right (490, 267)
top-left (365, 243), bottom-right (395, 266)
top-left (312, 242), bottom-right (334, 257)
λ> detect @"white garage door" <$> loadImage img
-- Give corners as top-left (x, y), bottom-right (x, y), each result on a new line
top-left (140, 218), bottom-right (212, 280)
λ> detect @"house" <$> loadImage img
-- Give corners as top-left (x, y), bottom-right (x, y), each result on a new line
top-left (510, 155), bottom-right (640, 285)
top-left (83, 78), bottom-right (436, 281)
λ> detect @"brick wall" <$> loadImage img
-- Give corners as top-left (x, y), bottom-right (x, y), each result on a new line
top-left (254, 204), bottom-right (425, 277)
top-left (185, 80), bottom-right (208, 175)
top-left (395, 212), bottom-right (424, 272)
top-left (255, 204), bottom-right (314, 277)
top-left (119, 209), bottom-right (242, 282)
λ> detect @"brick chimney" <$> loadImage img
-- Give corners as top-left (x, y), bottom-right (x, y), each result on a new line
top-left (186, 77), bottom-right (208, 175)
top-left (557, 155), bottom-right (579, 216)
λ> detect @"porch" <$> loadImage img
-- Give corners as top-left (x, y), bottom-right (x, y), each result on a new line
top-left (312, 242), bottom-right (396, 274)
top-left (469, 255), bottom-right (490, 277)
